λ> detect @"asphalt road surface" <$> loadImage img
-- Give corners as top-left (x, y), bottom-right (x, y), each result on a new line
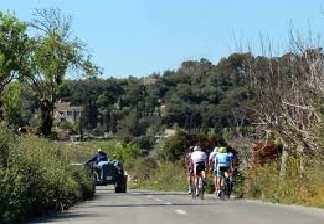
top-left (31, 187), bottom-right (324, 224)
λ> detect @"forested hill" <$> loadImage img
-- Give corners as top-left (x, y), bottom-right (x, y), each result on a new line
top-left (55, 53), bottom-right (255, 137)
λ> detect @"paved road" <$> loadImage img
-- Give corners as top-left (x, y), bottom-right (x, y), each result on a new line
top-left (32, 187), bottom-right (324, 224)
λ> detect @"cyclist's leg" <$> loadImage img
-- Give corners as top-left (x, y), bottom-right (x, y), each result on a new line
top-left (220, 167), bottom-right (226, 190)
top-left (195, 164), bottom-right (202, 195)
top-left (216, 167), bottom-right (225, 196)
top-left (187, 169), bottom-right (191, 193)
top-left (213, 169), bottom-right (218, 194)
top-left (193, 163), bottom-right (198, 195)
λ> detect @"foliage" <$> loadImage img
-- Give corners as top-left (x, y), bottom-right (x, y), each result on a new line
top-left (51, 53), bottom-right (253, 138)
top-left (26, 8), bottom-right (99, 136)
top-left (0, 12), bottom-right (30, 93)
top-left (2, 81), bottom-right (24, 127)
top-left (136, 161), bottom-right (187, 192)
top-left (241, 156), bottom-right (324, 208)
top-left (0, 131), bottom-right (94, 224)
top-left (131, 136), bottom-right (156, 151)
top-left (63, 140), bottom-right (142, 165)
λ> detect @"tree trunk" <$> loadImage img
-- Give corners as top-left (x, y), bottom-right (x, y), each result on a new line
top-left (297, 143), bottom-right (305, 179)
top-left (280, 143), bottom-right (289, 177)
top-left (40, 99), bottom-right (53, 137)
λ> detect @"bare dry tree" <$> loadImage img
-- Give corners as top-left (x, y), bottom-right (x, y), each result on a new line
top-left (245, 33), bottom-right (324, 177)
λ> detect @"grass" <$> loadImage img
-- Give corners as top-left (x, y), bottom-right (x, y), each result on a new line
top-left (241, 156), bottom-right (324, 208)
top-left (144, 162), bottom-right (187, 192)
top-left (130, 160), bottom-right (187, 192)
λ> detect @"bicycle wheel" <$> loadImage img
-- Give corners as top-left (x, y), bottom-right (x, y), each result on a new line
top-left (220, 177), bottom-right (227, 200)
top-left (191, 183), bottom-right (196, 199)
top-left (199, 178), bottom-right (205, 200)
top-left (226, 177), bottom-right (232, 199)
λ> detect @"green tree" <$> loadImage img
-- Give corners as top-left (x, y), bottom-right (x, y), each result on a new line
top-left (2, 81), bottom-right (23, 127)
top-left (0, 12), bottom-right (31, 120)
top-left (27, 9), bottom-right (99, 136)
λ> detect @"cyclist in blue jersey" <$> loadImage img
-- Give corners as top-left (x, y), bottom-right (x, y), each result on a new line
top-left (214, 146), bottom-right (233, 197)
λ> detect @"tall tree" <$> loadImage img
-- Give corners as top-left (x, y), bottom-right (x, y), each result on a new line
top-left (27, 9), bottom-right (99, 136)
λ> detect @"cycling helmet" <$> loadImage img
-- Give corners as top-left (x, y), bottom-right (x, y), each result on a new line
top-left (218, 146), bottom-right (227, 153)
top-left (214, 146), bottom-right (219, 152)
top-left (97, 148), bottom-right (102, 152)
top-left (194, 145), bottom-right (201, 151)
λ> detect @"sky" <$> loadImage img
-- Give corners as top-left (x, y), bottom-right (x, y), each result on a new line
top-left (1, 0), bottom-right (324, 78)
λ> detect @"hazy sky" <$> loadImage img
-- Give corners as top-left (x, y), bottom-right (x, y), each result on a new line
top-left (1, 0), bottom-right (324, 77)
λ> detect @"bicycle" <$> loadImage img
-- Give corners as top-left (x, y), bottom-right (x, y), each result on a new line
top-left (191, 174), bottom-right (206, 200)
top-left (219, 172), bottom-right (232, 200)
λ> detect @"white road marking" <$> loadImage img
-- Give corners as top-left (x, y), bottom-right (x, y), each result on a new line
top-left (175, 209), bottom-right (187, 215)
top-left (154, 198), bottom-right (163, 202)
top-left (146, 195), bottom-right (153, 198)
top-left (164, 202), bottom-right (173, 205)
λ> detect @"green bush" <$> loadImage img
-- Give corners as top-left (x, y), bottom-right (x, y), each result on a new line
top-left (241, 156), bottom-right (324, 207)
top-left (0, 131), bottom-right (94, 224)
top-left (131, 136), bottom-right (155, 151)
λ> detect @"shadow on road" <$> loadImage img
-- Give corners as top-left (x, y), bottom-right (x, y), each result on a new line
top-left (30, 212), bottom-right (100, 224)
top-left (96, 192), bottom-right (187, 197)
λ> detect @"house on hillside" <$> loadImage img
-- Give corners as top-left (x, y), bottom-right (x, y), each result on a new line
top-left (164, 129), bottom-right (177, 138)
top-left (54, 101), bottom-right (84, 124)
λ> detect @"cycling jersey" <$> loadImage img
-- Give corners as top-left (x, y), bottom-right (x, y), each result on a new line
top-left (215, 152), bottom-right (233, 168)
top-left (209, 151), bottom-right (217, 162)
top-left (190, 151), bottom-right (207, 163)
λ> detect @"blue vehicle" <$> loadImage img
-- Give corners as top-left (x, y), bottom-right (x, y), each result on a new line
top-left (87, 150), bottom-right (127, 193)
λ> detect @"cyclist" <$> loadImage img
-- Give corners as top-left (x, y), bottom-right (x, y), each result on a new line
top-left (209, 146), bottom-right (219, 171)
top-left (185, 146), bottom-right (194, 194)
top-left (214, 146), bottom-right (233, 197)
top-left (190, 145), bottom-right (207, 196)
top-left (209, 146), bottom-right (219, 191)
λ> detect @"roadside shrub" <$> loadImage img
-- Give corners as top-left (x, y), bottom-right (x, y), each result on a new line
top-left (127, 157), bottom-right (158, 181)
top-left (0, 125), bottom-right (15, 167)
top-left (131, 136), bottom-right (155, 151)
top-left (241, 156), bottom-right (324, 207)
top-left (0, 134), bottom-right (94, 224)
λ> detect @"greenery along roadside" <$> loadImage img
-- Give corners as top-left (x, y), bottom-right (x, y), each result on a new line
top-left (242, 156), bottom-right (324, 208)
top-left (0, 127), bottom-right (94, 224)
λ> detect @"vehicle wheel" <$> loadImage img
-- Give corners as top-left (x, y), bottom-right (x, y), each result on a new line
top-left (114, 183), bottom-right (121, 193)
top-left (123, 176), bottom-right (128, 193)
top-left (119, 176), bottom-right (126, 193)
top-left (93, 172), bottom-right (99, 186)
top-left (115, 175), bottom-right (125, 193)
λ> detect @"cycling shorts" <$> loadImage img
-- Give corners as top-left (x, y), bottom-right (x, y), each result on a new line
top-left (214, 166), bottom-right (230, 177)
top-left (194, 161), bottom-right (206, 175)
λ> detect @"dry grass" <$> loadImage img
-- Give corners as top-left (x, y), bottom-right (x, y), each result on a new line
top-left (242, 156), bottom-right (324, 208)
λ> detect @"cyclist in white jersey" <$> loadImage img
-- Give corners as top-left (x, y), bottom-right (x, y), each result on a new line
top-left (209, 146), bottom-right (219, 192)
top-left (190, 145), bottom-right (207, 196)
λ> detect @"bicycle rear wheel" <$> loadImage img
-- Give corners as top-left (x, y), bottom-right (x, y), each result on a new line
top-left (191, 183), bottom-right (196, 199)
top-left (220, 176), bottom-right (227, 200)
top-left (199, 177), bottom-right (205, 200)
